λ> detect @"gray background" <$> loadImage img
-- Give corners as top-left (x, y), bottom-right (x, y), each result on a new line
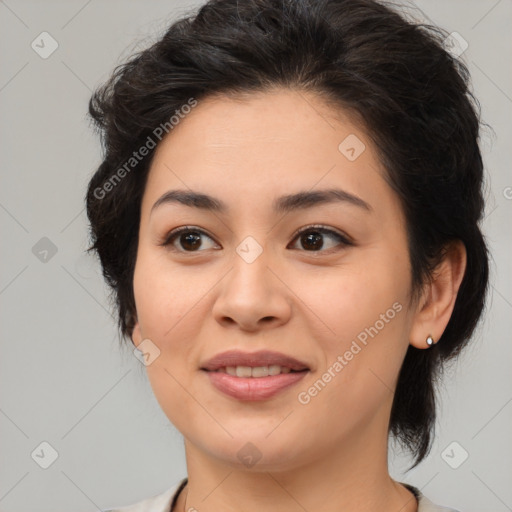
top-left (0, 1), bottom-right (510, 511)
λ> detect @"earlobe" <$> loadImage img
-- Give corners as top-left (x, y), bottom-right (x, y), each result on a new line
top-left (409, 241), bottom-right (467, 349)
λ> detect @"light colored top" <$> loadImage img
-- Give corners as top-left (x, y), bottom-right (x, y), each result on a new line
top-left (104, 478), bottom-right (460, 512)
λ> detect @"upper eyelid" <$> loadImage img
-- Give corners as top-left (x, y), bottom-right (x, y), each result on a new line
top-left (289, 224), bottom-right (351, 243)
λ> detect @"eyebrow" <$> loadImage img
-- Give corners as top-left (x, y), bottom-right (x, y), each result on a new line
top-left (150, 188), bottom-right (372, 216)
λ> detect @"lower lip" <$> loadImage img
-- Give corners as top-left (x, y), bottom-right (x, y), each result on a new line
top-left (203, 370), bottom-right (308, 401)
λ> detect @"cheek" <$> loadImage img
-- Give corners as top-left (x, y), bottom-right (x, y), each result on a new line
top-left (132, 251), bottom-right (206, 429)
top-left (296, 263), bottom-right (408, 346)
top-left (133, 248), bottom-right (203, 341)
top-left (295, 259), bottom-right (410, 404)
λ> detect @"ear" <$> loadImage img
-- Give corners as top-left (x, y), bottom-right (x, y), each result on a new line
top-left (409, 240), bottom-right (467, 349)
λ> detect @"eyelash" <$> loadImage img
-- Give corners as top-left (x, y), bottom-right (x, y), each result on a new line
top-left (160, 224), bottom-right (354, 255)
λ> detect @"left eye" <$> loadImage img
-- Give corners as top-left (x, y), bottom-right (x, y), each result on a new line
top-left (161, 225), bottom-right (352, 253)
top-left (288, 226), bottom-right (352, 252)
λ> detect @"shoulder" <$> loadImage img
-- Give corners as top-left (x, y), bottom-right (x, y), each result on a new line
top-left (402, 483), bottom-right (461, 512)
top-left (417, 494), bottom-right (461, 512)
top-left (105, 478), bottom-right (462, 512)
top-left (104, 478), bottom-right (187, 512)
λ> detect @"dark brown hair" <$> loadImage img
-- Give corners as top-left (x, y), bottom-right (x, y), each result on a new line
top-left (86, 0), bottom-right (489, 467)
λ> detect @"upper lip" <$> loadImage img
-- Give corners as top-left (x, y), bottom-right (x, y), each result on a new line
top-left (200, 350), bottom-right (310, 371)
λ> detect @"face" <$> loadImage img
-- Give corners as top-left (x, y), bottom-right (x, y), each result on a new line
top-left (132, 89), bottom-right (418, 470)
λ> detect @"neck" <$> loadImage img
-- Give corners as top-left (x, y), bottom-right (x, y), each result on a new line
top-left (176, 412), bottom-right (417, 512)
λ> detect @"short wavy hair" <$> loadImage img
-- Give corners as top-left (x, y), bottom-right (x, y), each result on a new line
top-left (86, 0), bottom-right (489, 466)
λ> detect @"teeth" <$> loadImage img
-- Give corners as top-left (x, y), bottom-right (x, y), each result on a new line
top-left (269, 364), bottom-right (285, 375)
top-left (221, 365), bottom-right (293, 377)
top-left (235, 366), bottom-right (252, 378)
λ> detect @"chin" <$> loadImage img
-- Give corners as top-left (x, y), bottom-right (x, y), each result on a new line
top-left (198, 429), bottom-right (307, 471)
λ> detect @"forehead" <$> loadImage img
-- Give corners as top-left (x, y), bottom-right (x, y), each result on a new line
top-left (142, 89), bottom-right (398, 221)
top-left (153, 89), bottom-right (366, 161)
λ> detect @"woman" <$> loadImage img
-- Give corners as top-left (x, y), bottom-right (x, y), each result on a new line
top-left (86, 0), bottom-right (489, 510)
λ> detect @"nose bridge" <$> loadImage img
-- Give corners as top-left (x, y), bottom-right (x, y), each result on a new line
top-left (212, 234), bottom-right (291, 330)
top-left (228, 235), bottom-right (273, 303)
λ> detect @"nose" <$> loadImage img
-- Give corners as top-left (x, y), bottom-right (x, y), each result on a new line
top-left (211, 247), bottom-right (292, 332)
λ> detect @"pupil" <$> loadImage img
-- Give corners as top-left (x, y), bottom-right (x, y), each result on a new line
top-left (181, 232), bottom-right (201, 250)
top-left (302, 232), bottom-right (323, 250)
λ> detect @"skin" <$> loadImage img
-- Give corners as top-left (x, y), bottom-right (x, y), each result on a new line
top-left (131, 89), bottom-right (466, 512)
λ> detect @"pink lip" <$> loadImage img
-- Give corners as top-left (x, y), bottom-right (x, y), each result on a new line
top-left (200, 349), bottom-right (310, 372)
top-left (204, 370), bottom-right (308, 401)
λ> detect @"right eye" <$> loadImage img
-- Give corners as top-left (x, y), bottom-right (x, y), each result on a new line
top-left (160, 226), bottom-right (220, 253)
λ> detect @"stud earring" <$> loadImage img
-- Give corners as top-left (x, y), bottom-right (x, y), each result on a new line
top-left (426, 335), bottom-right (434, 347)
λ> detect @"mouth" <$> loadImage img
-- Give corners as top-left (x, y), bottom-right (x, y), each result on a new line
top-left (199, 349), bottom-right (311, 401)
top-left (204, 365), bottom-right (308, 377)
